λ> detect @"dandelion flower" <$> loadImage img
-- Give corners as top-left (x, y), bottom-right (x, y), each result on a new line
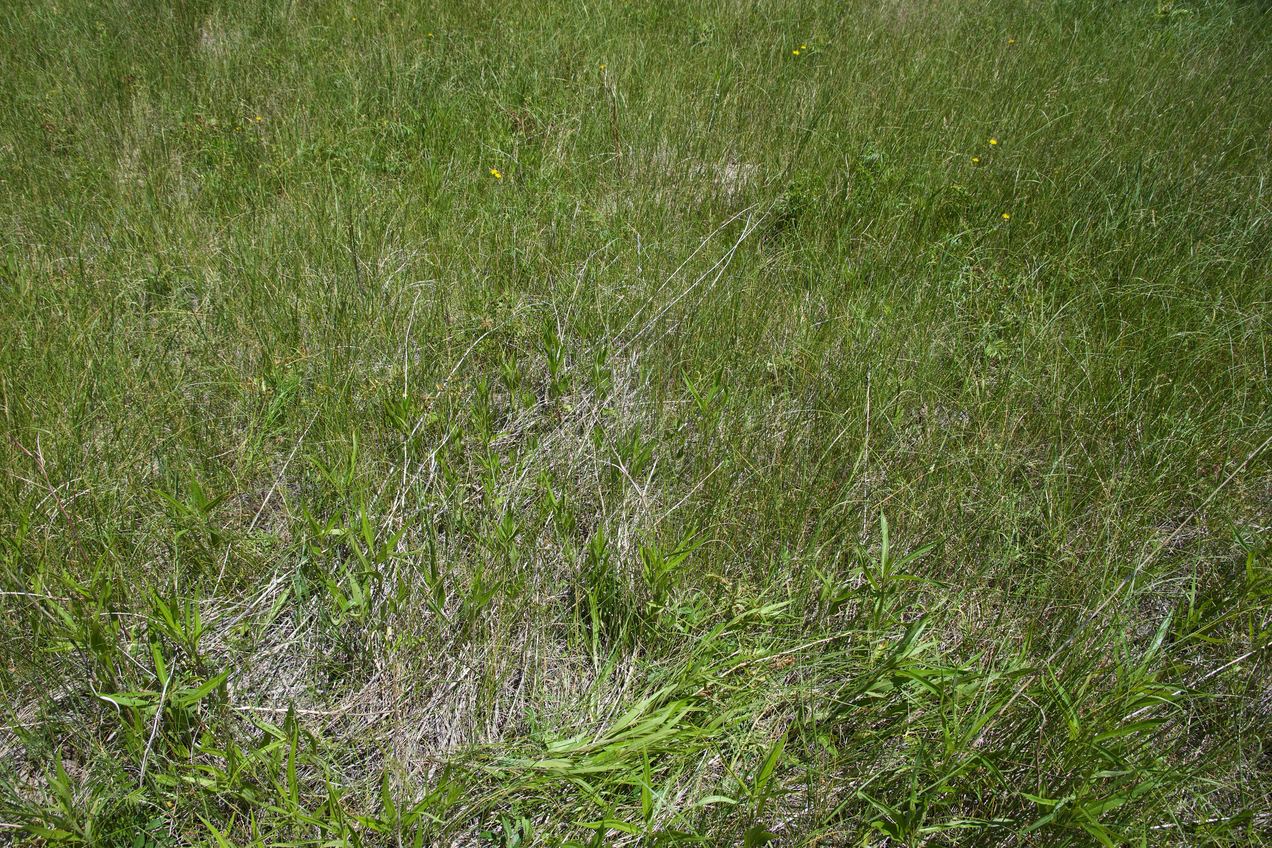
top-left (971, 156), bottom-right (981, 165)
top-left (599, 63), bottom-right (606, 70)
top-left (254, 115), bottom-right (263, 123)
top-left (1001, 212), bottom-right (1011, 220)
top-left (792, 49), bottom-right (800, 55)
top-left (989, 137), bottom-right (998, 146)
top-left (800, 43), bottom-right (806, 49)
top-left (1008, 37), bottom-right (1016, 45)
top-left (489, 167), bottom-right (503, 179)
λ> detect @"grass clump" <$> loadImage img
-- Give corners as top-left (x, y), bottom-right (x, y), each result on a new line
top-left (1, 0), bottom-right (1269, 845)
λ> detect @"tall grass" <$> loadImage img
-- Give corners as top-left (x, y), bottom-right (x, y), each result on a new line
top-left (0, 0), bottom-right (1268, 844)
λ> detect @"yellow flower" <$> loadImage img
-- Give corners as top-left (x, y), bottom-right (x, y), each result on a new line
top-left (1008, 38), bottom-right (1016, 45)
top-left (800, 43), bottom-right (806, 49)
top-left (792, 49), bottom-right (800, 55)
top-left (254, 115), bottom-right (263, 123)
top-left (971, 156), bottom-right (981, 165)
top-left (489, 167), bottom-right (503, 179)
top-left (1001, 212), bottom-right (1011, 220)
top-left (989, 137), bottom-right (998, 146)
top-left (599, 63), bottom-right (606, 70)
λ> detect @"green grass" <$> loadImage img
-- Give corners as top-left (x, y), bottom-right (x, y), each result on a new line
top-left (1, 0), bottom-right (1269, 844)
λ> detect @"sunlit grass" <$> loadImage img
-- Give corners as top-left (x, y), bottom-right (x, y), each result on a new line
top-left (0, 0), bottom-right (1269, 845)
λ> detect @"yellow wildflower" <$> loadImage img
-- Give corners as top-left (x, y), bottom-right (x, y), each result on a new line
top-left (489, 167), bottom-right (503, 179)
top-left (1001, 212), bottom-right (1011, 220)
top-left (989, 137), bottom-right (998, 146)
top-left (971, 156), bottom-right (981, 165)
top-left (792, 49), bottom-right (800, 55)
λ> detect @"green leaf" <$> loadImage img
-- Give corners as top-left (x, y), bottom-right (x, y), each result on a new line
top-left (1093, 719), bottom-right (1164, 744)
top-left (753, 732), bottom-right (786, 802)
top-left (97, 690), bottom-right (159, 708)
top-left (172, 669), bottom-right (229, 708)
top-left (198, 815), bottom-right (236, 848)
top-left (1079, 820), bottom-right (1118, 847)
top-left (744, 825), bottom-right (778, 847)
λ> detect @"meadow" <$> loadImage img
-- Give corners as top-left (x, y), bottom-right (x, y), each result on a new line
top-left (0, 0), bottom-right (1269, 844)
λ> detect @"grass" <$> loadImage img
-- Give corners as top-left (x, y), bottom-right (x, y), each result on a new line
top-left (0, 0), bottom-right (1269, 844)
